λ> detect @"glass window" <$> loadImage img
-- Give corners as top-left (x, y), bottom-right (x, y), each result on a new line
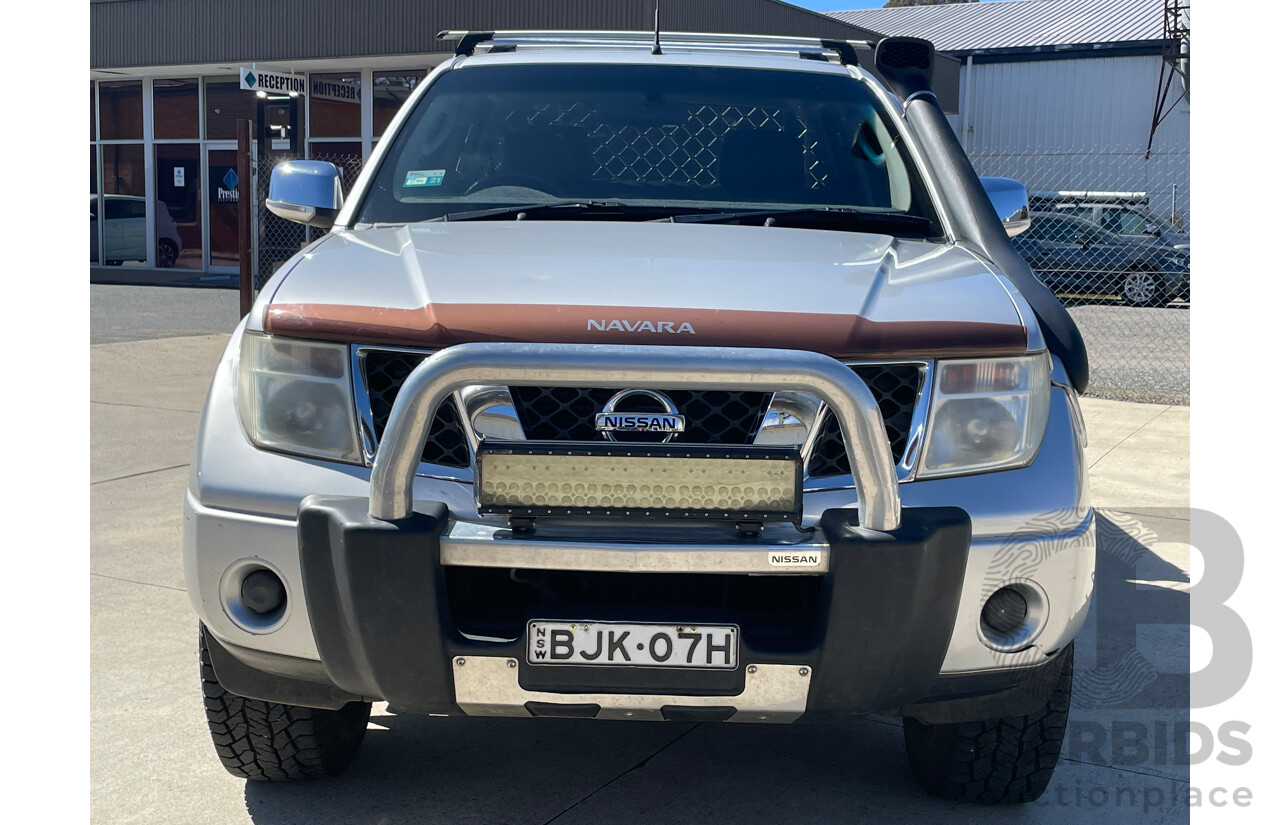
top-left (99, 80), bottom-right (143, 140)
top-left (90, 147), bottom-right (99, 264)
top-left (155, 144), bottom-right (201, 269)
top-left (1029, 218), bottom-right (1074, 242)
top-left (90, 83), bottom-right (97, 140)
top-left (208, 149), bottom-right (243, 269)
top-left (103, 198), bottom-right (131, 220)
top-left (1101, 208), bottom-right (1148, 236)
top-left (205, 79), bottom-right (255, 140)
top-left (101, 144), bottom-right (145, 197)
top-left (99, 144), bottom-right (147, 267)
top-left (153, 77), bottom-right (199, 139)
top-left (356, 64), bottom-right (941, 235)
top-left (373, 71), bottom-right (426, 137)
top-left (265, 101), bottom-right (297, 150)
top-left (308, 73), bottom-right (361, 138)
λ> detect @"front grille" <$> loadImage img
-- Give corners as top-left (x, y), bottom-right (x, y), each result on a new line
top-left (361, 350), bottom-right (470, 469)
top-left (806, 364), bottom-right (924, 478)
top-left (359, 348), bottom-right (922, 478)
top-left (510, 387), bottom-right (771, 444)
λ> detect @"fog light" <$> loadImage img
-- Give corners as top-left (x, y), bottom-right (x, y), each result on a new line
top-left (977, 581), bottom-right (1047, 652)
top-left (241, 569), bottom-right (286, 615)
top-left (981, 587), bottom-right (1027, 635)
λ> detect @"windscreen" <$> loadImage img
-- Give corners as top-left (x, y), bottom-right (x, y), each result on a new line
top-left (354, 63), bottom-right (940, 232)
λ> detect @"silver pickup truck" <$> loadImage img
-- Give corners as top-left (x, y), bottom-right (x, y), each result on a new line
top-left (185, 31), bottom-right (1094, 804)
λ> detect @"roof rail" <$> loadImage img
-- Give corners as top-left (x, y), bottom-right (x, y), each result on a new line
top-left (437, 30), bottom-right (870, 65)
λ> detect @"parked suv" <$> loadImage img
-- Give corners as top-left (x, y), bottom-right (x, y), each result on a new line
top-left (186, 32), bottom-right (1093, 804)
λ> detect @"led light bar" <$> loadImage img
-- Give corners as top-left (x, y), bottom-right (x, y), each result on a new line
top-left (476, 443), bottom-right (803, 522)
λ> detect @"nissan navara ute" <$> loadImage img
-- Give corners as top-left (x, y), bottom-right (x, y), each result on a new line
top-left (185, 31), bottom-right (1094, 804)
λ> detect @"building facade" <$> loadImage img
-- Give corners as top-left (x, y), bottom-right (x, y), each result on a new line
top-left (830, 0), bottom-right (1191, 229)
top-left (92, 0), bottom-right (924, 278)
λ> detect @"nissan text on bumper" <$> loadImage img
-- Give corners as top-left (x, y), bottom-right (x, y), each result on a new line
top-left (186, 32), bottom-right (1094, 803)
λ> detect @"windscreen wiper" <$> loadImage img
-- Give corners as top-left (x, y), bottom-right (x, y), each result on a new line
top-left (662, 207), bottom-right (935, 235)
top-left (428, 201), bottom-right (715, 222)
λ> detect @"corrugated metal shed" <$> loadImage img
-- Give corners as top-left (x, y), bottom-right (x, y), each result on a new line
top-left (90, 0), bottom-right (883, 68)
top-left (829, 0), bottom-right (1166, 54)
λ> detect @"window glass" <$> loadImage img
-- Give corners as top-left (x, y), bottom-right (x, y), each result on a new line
top-left (99, 144), bottom-right (147, 267)
top-left (373, 72), bottom-right (426, 137)
top-left (155, 144), bottom-right (201, 269)
top-left (356, 64), bottom-right (940, 233)
top-left (90, 147), bottom-right (100, 263)
top-left (1031, 218), bottom-right (1074, 242)
top-left (104, 198), bottom-right (132, 220)
top-left (99, 80), bottom-right (143, 140)
top-left (90, 83), bottom-right (97, 140)
top-left (101, 144), bottom-right (145, 197)
top-left (1102, 209), bottom-right (1148, 235)
top-left (153, 77), bottom-right (199, 139)
top-left (265, 101), bottom-right (297, 150)
top-left (309, 73), bottom-right (361, 138)
top-left (205, 79), bottom-right (254, 140)
top-left (208, 149), bottom-right (243, 269)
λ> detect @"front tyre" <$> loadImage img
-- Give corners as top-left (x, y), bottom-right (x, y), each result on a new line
top-left (199, 625), bottom-right (372, 781)
top-left (902, 643), bottom-right (1073, 804)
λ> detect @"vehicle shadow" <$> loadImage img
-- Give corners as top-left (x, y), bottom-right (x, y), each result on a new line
top-left (1064, 510), bottom-right (1190, 785)
top-left (241, 511), bottom-right (1189, 824)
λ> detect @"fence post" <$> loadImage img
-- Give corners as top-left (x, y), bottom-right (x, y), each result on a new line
top-left (237, 118), bottom-right (253, 318)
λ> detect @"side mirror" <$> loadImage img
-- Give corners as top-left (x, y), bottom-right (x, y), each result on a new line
top-left (1144, 223), bottom-right (1161, 236)
top-left (1074, 235), bottom-right (1092, 251)
top-left (980, 176), bottom-right (1031, 237)
top-left (266, 160), bottom-right (344, 229)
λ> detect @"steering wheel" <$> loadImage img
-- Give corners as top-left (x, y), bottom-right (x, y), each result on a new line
top-left (464, 173), bottom-right (559, 196)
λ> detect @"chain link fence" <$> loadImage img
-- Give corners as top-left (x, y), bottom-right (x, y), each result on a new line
top-left (251, 151), bottom-right (364, 291)
top-left (969, 148), bottom-right (1190, 405)
top-left (249, 138), bottom-right (1188, 405)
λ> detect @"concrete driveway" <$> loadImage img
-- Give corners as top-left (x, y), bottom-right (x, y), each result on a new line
top-left (91, 316), bottom-right (1191, 823)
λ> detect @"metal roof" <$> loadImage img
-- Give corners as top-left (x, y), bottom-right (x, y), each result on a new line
top-left (91, 0), bottom-right (882, 69)
top-left (827, 0), bottom-right (1169, 55)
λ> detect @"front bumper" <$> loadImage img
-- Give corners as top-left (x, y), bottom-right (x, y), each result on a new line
top-left (186, 338), bottom-right (1095, 720)
top-left (294, 498), bottom-right (972, 720)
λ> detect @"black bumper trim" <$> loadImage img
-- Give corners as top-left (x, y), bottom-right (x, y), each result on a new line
top-left (289, 497), bottom-right (974, 718)
top-left (297, 497), bottom-right (459, 714)
top-left (900, 648), bottom-right (1071, 724)
top-left (203, 628), bottom-right (364, 710)
top-left (803, 506), bottom-right (971, 720)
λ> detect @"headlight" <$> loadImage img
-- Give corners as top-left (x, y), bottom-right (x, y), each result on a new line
top-left (235, 333), bottom-right (361, 463)
top-left (918, 354), bottom-right (1050, 478)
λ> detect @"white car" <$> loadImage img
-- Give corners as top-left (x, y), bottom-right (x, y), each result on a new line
top-left (90, 194), bottom-right (183, 267)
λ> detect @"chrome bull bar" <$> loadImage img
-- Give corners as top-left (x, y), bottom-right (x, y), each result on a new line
top-left (368, 343), bottom-right (902, 532)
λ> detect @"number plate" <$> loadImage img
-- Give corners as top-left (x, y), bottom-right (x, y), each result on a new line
top-left (527, 621), bottom-right (739, 669)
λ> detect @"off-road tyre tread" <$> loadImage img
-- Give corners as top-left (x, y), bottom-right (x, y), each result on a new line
top-left (199, 626), bottom-right (371, 781)
top-left (903, 644), bottom-right (1073, 804)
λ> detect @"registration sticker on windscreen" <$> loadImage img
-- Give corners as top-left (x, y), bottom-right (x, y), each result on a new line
top-left (527, 621), bottom-right (739, 669)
